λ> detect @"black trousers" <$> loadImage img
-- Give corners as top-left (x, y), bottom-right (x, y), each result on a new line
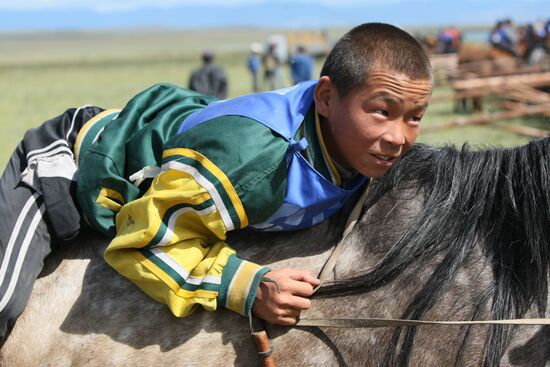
top-left (0, 106), bottom-right (103, 339)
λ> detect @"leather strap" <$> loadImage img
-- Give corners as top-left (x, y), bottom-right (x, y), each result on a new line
top-left (315, 184), bottom-right (372, 289)
top-left (295, 317), bottom-right (550, 328)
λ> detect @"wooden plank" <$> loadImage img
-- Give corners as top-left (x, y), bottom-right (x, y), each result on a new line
top-left (430, 86), bottom-right (498, 102)
top-left (498, 124), bottom-right (550, 138)
top-left (456, 58), bottom-right (516, 73)
top-left (454, 62), bottom-right (544, 79)
top-left (422, 104), bottom-right (550, 134)
top-left (452, 72), bottom-right (550, 91)
top-left (500, 85), bottom-right (550, 104)
top-left (431, 84), bottom-right (550, 103)
top-left (430, 53), bottom-right (458, 67)
top-left (500, 100), bottom-right (528, 110)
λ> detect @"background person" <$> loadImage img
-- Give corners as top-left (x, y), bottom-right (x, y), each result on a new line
top-left (188, 49), bottom-right (228, 99)
top-left (489, 19), bottom-right (519, 57)
top-left (263, 43), bottom-right (285, 90)
top-left (522, 20), bottom-right (549, 64)
top-left (247, 42), bottom-right (263, 92)
top-left (436, 26), bottom-right (462, 53)
top-left (289, 45), bottom-right (315, 84)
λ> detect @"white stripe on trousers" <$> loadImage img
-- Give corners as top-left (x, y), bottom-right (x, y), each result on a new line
top-left (0, 194), bottom-right (43, 312)
top-left (66, 105), bottom-right (91, 141)
top-left (26, 139), bottom-right (70, 162)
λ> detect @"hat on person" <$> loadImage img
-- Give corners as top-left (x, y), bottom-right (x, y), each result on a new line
top-left (250, 42), bottom-right (263, 53)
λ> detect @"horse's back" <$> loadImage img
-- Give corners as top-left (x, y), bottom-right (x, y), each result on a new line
top-left (0, 226), bottom-right (344, 366)
top-left (0, 231), bottom-right (250, 366)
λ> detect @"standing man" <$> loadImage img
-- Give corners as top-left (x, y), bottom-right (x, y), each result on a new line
top-left (189, 50), bottom-right (228, 99)
top-left (290, 45), bottom-right (314, 84)
top-left (247, 43), bottom-right (262, 92)
top-left (263, 43), bottom-right (285, 90)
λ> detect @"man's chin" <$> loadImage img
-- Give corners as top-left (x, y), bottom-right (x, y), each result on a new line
top-left (359, 167), bottom-right (388, 179)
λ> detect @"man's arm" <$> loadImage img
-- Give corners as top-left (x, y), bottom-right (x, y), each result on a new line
top-left (104, 146), bottom-right (319, 323)
top-left (104, 149), bottom-right (269, 317)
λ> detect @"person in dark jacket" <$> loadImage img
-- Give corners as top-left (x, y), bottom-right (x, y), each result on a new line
top-left (189, 50), bottom-right (228, 99)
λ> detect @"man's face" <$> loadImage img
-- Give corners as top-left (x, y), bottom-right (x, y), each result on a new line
top-left (316, 71), bottom-right (432, 178)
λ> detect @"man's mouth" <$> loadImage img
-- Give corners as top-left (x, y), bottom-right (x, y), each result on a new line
top-left (373, 154), bottom-right (396, 162)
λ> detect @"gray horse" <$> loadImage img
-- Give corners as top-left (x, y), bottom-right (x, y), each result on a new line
top-left (2, 140), bottom-right (549, 366)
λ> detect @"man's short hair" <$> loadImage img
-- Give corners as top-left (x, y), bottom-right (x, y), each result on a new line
top-left (320, 23), bottom-right (432, 96)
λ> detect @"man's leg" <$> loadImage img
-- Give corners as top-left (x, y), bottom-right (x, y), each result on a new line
top-left (0, 142), bottom-right (51, 338)
top-left (0, 106), bottom-right (104, 339)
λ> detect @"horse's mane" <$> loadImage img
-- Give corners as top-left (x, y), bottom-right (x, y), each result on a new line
top-left (318, 138), bottom-right (550, 366)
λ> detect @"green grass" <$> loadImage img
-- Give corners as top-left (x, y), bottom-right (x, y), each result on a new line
top-left (0, 28), bottom-right (547, 169)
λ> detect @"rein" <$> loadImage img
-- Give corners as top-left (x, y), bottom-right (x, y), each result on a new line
top-left (252, 184), bottom-right (550, 366)
top-left (296, 317), bottom-right (550, 328)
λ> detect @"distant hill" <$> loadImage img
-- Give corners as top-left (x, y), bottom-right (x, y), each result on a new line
top-left (0, 25), bottom-right (492, 66)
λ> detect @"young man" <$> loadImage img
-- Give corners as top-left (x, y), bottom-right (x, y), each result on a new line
top-left (0, 23), bottom-right (432, 337)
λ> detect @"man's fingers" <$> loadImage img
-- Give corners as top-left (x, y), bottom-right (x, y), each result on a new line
top-left (254, 268), bottom-right (319, 326)
top-left (288, 295), bottom-right (311, 310)
top-left (277, 307), bottom-right (301, 318)
top-left (275, 316), bottom-right (299, 326)
top-left (285, 278), bottom-right (316, 297)
top-left (288, 269), bottom-right (321, 286)
top-left (272, 308), bottom-right (301, 325)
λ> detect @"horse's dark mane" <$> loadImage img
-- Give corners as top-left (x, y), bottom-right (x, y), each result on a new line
top-left (318, 138), bottom-right (550, 366)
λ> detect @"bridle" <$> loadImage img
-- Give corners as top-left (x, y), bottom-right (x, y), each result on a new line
top-left (251, 184), bottom-right (550, 366)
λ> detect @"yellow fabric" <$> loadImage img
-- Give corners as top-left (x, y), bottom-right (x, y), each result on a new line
top-left (226, 260), bottom-right (266, 315)
top-left (96, 187), bottom-right (125, 212)
top-left (103, 158), bottom-right (258, 318)
top-left (163, 147), bottom-right (248, 228)
top-left (315, 111), bottom-right (342, 187)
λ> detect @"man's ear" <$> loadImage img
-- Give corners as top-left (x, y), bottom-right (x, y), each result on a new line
top-left (313, 76), bottom-right (333, 118)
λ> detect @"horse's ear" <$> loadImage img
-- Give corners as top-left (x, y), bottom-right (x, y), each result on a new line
top-left (313, 76), bottom-right (333, 118)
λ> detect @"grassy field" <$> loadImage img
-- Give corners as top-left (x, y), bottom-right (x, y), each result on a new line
top-left (0, 27), bottom-right (547, 169)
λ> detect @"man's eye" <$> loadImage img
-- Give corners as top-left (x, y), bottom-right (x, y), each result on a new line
top-left (408, 116), bottom-right (422, 127)
top-left (375, 109), bottom-right (389, 117)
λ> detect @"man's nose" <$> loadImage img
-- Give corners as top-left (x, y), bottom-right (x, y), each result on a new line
top-left (381, 121), bottom-right (406, 146)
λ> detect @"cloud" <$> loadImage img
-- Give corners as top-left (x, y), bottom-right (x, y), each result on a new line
top-left (0, 0), bottom-right (406, 12)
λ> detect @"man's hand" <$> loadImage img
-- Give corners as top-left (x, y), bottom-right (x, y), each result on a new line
top-left (252, 268), bottom-right (321, 325)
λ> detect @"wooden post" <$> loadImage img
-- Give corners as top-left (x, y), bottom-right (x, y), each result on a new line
top-left (423, 104), bottom-right (550, 137)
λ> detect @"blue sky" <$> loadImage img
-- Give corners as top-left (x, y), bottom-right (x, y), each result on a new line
top-left (0, 0), bottom-right (547, 31)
